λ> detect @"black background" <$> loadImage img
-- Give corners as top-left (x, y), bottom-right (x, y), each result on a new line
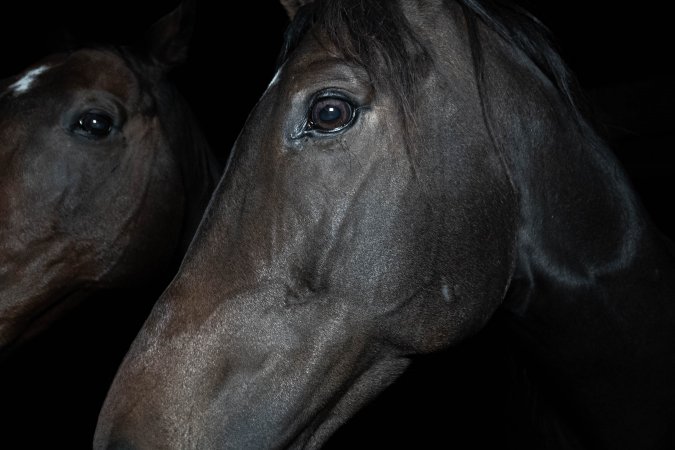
top-left (1, 1), bottom-right (673, 448)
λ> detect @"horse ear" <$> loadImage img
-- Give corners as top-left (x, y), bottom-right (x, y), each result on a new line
top-left (280, 0), bottom-right (314, 20)
top-left (144, 0), bottom-right (196, 70)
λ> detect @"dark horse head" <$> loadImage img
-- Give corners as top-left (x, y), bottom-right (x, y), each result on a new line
top-left (96, 0), bottom-right (675, 448)
top-left (0, 0), bottom-right (220, 353)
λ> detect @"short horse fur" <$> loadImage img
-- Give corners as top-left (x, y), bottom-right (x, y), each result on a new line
top-left (96, 1), bottom-right (675, 448)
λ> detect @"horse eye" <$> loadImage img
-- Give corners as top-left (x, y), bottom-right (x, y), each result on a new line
top-left (76, 111), bottom-right (113, 138)
top-left (307, 97), bottom-right (355, 133)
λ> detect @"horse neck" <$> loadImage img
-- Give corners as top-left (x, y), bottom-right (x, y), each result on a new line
top-left (487, 44), bottom-right (675, 447)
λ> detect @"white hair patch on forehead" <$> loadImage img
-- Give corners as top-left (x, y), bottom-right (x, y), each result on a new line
top-left (8, 65), bottom-right (50, 95)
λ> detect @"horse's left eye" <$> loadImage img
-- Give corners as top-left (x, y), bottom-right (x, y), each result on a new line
top-left (76, 111), bottom-right (113, 138)
top-left (307, 97), bottom-right (355, 133)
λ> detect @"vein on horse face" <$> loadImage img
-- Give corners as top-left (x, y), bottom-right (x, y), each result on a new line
top-left (8, 65), bottom-right (50, 96)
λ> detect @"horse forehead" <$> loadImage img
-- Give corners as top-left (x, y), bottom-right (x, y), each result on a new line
top-left (281, 34), bottom-right (368, 87)
top-left (60, 50), bottom-right (141, 97)
top-left (5, 50), bottom-right (141, 102)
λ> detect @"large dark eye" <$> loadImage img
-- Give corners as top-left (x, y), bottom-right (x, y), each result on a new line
top-left (76, 111), bottom-right (113, 138)
top-left (307, 97), bottom-right (355, 133)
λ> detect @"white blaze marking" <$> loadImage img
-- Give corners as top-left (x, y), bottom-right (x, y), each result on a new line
top-left (9, 65), bottom-right (50, 95)
top-left (441, 283), bottom-right (451, 302)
